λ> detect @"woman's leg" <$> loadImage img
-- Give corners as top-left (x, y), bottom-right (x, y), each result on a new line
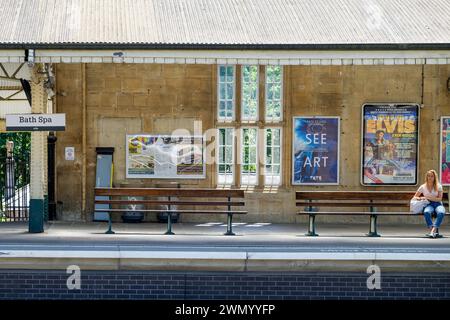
top-left (433, 205), bottom-right (446, 229)
top-left (423, 205), bottom-right (434, 229)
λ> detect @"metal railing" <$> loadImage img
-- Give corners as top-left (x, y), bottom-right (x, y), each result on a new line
top-left (0, 150), bottom-right (30, 222)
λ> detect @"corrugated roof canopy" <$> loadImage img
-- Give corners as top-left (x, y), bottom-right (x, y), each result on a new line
top-left (0, 0), bottom-right (449, 50)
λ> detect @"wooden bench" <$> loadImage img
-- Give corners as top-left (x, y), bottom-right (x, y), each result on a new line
top-left (94, 188), bottom-right (247, 235)
top-left (296, 191), bottom-right (450, 237)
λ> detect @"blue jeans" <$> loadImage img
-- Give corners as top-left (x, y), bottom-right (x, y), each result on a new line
top-left (423, 201), bottom-right (446, 228)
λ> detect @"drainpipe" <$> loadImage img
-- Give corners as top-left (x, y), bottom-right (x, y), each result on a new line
top-left (47, 133), bottom-right (57, 220)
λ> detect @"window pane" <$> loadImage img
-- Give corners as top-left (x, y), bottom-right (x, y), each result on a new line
top-left (217, 128), bottom-right (234, 185)
top-left (273, 129), bottom-right (280, 145)
top-left (226, 83), bottom-right (233, 100)
top-left (241, 65), bottom-right (258, 121)
top-left (219, 129), bottom-right (225, 145)
top-left (225, 146), bottom-right (233, 163)
top-left (220, 84), bottom-right (226, 100)
top-left (218, 65), bottom-right (235, 121)
top-left (265, 66), bottom-right (283, 122)
top-left (227, 66), bottom-right (233, 77)
top-left (241, 128), bottom-right (258, 185)
top-left (274, 147), bottom-right (280, 163)
top-left (264, 128), bottom-right (282, 185)
top-left (219, 66), bottom-right (226, 82)
top-left (219, 146), bottom-right (225, 163)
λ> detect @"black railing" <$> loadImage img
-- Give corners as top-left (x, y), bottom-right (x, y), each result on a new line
top-left (0, 149), bottom-right (30, 222)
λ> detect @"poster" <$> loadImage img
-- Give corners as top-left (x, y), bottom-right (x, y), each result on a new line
top-left (292, 117), bottom-right (340, 185)
top-left (126, 135), bottom-right (206, 179)
top-left (440, 117), bottom-right (450, 185)
top-left (362, 104), bottom-right (419, 185)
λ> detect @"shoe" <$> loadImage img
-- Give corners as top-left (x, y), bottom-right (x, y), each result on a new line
top-left (426, 232), bottom-right (434, 238)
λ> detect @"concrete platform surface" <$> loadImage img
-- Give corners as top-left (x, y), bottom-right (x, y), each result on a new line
top-left (1, 221), bottom-right (450, 272)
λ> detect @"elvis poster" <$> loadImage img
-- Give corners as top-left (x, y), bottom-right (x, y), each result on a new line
top-left (362, 104), bottom-right (419, 186)
top-left (440, 117), bottom-right (450, 185)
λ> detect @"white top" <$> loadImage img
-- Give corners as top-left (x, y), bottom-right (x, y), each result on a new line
top-left (417, 183), bottom-right (443, 198)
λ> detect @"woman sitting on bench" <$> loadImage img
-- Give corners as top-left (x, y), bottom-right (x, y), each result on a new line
top-left (413, 170), bottom-right (446, 238)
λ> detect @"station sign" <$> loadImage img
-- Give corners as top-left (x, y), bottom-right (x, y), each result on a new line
top-left (6, 114), bottom-right (66, 131)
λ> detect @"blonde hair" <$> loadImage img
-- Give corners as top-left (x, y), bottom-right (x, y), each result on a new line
top-left (425, 169), bottom-right (439, 191)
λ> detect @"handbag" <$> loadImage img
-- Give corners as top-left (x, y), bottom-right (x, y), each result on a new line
top-left (409, 198), bottom-right (429, 214)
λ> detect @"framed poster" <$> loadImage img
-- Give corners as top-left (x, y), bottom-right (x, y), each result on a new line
top-left (126, 134), bottom-right (206, 179)
top-left (440, 117), bottom-right (450, 185)
top-left (361, 103), bottom-right (419, 186)
top-left (292, 116), bottom-right (340, 185)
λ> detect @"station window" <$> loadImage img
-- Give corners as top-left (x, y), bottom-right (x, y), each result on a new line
top-left (216, 65), bottom-right (284, 187)
top-left (241, 127), bottom-right (258, 186)
top-left (217, 128), bottom-right (235, 185)
top-left (217, 65), bottom-right (235, 121)
top-left (265, 66), bottom-right (283, 122)
top-left (264, 128), bottom-right (282, 185)
top-left (241, 65), bottom-right (259, 122)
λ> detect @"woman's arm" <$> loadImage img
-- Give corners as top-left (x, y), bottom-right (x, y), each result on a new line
top-left (412, 190), bottom-right (423, 200)
top-left (425, 191), bottom-right (443, 202)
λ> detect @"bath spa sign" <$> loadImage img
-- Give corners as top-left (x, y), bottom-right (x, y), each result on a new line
top-left (5, 114), bottom-right (66, 131)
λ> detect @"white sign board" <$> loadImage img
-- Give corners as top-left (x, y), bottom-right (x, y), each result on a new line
top-left (6, 113), bottom-right (66, 131)
top-left (65, 147), bottom-right (75, 161)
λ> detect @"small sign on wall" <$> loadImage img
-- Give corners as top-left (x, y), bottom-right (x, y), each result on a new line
top-left (65, 147), bottom-right (75, 161)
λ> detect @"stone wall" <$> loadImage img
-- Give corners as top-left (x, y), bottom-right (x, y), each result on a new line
top-left (54, 63), bottom-right (450, 223)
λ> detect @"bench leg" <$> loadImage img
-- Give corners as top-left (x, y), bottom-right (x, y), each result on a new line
top-left (224, 213), bottom-right (235, 236)
top-left (305, 214), bottom-right (318, 236)
top-left (105, 213), bottom-right (115, 234)
top-left (165, 213), bottom-right (175, 235)
top-left (367, 215), bottom-right (380, 237)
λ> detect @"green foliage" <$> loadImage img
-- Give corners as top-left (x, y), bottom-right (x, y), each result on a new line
top-left (0, 132), bottom-right (31, 190)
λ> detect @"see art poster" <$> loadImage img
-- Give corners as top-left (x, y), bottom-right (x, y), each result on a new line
top-left (292, 116), bottom-right (340, 185)
top-left (126, 134), bottom-right (206, 179)
top-left (440, 117), bottom-right (450, 185)
top-left (362, 104), bottom-right (419, 186)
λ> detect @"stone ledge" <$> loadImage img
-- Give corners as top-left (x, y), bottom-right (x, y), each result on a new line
top-left (1, 250), bottom-right (450, 272)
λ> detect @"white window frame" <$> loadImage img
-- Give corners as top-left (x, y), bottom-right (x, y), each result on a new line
top-left (264, 127), bottom-right (282, 186)
top-left (216, 127), bottom-right (235, 185)
top-left (240, 127), bottom-right (259, 186)
top-left (241, 65), bottom-right (259, 122)
top-left (217, 65), bottom-right (236, 122)
top-left (265, 65), bottom-right (283, 123)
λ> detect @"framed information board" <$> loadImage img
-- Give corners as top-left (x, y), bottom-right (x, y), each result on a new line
top-left (126, 135), bottom-right (206, 179)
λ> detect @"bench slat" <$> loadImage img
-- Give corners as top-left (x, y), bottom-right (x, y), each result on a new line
top-left (297, 211), bottom-right (450, 216)
top-left (296, 202), bottom-right (409, 207)
top-left (95, 209), bottom-right (248, 214)
top-left (296, 191), bottom-right (449, 201)
top-left (95, 200), bottom-right (245, 206)
top-left (95, 188), bottom-right (244, 198)
top-left (296, 191), bottom-right (418, 201)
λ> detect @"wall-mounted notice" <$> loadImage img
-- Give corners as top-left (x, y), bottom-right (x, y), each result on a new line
top-left (440, 117), bottom-right (450, 185)
top-left (292, 116), bottom-right (340, 185)
top-left (126, 134), bottom-right (206, 179)
top-left (65, 147), bottom-right (75, 161)
top-left (362, 104), bottom-right (419, 186)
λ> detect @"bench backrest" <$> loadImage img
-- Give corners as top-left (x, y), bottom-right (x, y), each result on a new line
top-left (296, 191), bottom-right (449, 201)
top-left (95, 188), bottom-right (245, 207)
top-left (296, 191), bottom-right (449, 211)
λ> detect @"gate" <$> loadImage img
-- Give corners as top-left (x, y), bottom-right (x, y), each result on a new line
top-left (0, 147), bottom-right (30, 222)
